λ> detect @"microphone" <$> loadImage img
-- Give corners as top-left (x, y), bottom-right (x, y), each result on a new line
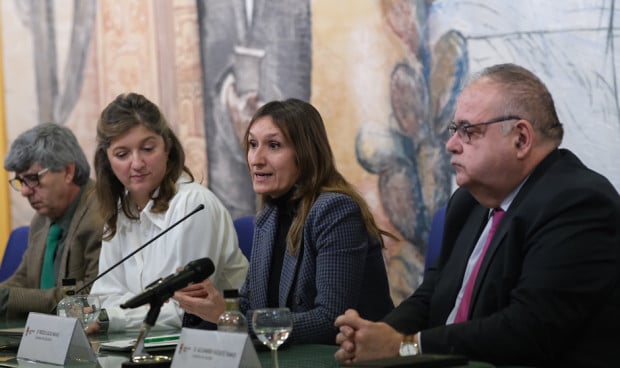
top-left (120, 257), bottom-right (214, 309)
top-left (75, 204), bottom-right (205, 294)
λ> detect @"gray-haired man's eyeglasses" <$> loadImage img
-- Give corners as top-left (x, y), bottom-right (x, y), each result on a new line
top-left (448, 116), bottom-right (522, 143)
top-left (8, 168), bottom-right (50, 191)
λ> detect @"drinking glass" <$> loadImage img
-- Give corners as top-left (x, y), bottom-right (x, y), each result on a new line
top-left (65, 295), bottom-right (101, 331)
top-left (252, 308), bottom-right (292, 368)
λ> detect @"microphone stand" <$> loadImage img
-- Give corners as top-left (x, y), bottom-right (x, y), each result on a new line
top-left (121, 295), bottom-right (172, 368)
top-left (116, 258), bottom-right (213, 367)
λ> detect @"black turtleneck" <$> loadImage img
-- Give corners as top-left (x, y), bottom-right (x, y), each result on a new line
top-left (267, 188), bottom-right (298, 307)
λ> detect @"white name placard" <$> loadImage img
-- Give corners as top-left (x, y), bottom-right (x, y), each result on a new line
top-left (171, 328), bottom-right (261, 368)
top-left (17, 312), bottom-right (97, 366)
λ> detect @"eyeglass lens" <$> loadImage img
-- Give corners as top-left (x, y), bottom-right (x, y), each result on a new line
top-left (8, 169), bottom-right (48, 191)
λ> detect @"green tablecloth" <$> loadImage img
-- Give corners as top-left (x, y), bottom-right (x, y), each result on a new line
top-left (258, 344), bottom-right (339, 367)
top-left (0, 325), bottom-right (495, 368)
top-left (255, 344), bottom-right (494, 368)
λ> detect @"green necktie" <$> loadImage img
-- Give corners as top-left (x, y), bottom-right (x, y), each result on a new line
top-left (40, 223), bottom-right (62, 289)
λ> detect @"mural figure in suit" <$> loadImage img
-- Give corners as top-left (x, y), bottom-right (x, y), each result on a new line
top-left (196, 0), bottom-right (312, 219)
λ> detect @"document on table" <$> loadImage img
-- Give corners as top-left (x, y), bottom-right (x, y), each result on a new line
top-left (99, 334), bottom-right (180, 352)
top-left (0, 328), bottom-right (23, 338)
top-left (0, 328), bottom-right (23, 354)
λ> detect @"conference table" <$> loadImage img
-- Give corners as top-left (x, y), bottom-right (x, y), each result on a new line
top-left (0, 324), bottom-right (494, 368)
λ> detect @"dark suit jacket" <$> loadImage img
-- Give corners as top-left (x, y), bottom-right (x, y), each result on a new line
top-left (240, 192), bottom-right (394, 344)
top-left (1, 180), bottom-right (103, 318)
top-left (383, 149), bottom-right (620, 367)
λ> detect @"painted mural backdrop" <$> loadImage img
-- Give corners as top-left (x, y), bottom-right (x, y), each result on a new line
top-left (1, 0), bottom-right (618, 304)
top-left (356, 1), bottom-right (467, 296)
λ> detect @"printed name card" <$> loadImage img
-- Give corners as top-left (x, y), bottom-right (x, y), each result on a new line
top-left (171, 328), bottom-right (261, 368)
top-left (17, 312), bottom-right (98, 366)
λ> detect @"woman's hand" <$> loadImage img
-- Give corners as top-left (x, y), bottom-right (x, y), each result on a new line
top-left (177, 282), bottom-right (210, 298)
top-left (173, 278), bottom-right (226, 323)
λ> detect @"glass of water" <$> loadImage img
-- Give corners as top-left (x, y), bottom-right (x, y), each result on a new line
top-left (60, 295), bottom-right (101, 331)
top-left (252, 308), bottom-right (292, 368)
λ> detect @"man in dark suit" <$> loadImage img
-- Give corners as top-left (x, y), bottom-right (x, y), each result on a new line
top-left (334, 63), bottom-right (620, 367)
top-left (2, 123), bottom-right (102, 319)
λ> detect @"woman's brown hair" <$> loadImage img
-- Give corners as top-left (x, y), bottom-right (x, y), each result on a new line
top-left (94, 92), bottom-right (193, 240)
top-left (243, 98), bottom-right (396, 254)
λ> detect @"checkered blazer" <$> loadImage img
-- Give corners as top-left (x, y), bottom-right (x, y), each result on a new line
top-left (240, 192), bottom-right (393, 344)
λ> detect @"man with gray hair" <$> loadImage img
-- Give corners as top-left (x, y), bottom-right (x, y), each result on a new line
top-left (2, 123), bottom-right (102, 319)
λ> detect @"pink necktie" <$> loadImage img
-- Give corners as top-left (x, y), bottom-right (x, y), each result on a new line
top-left (454, 209), bottom-right (505, 323)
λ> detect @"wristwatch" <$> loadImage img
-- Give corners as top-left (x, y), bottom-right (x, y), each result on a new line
top-left (98, 308), bottom-right (109, 334)
top-left (399, 334), bottom-right (419, 356)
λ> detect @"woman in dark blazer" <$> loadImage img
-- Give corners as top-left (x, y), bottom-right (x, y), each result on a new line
top-left (175, 98), bottom-right (394, 344)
